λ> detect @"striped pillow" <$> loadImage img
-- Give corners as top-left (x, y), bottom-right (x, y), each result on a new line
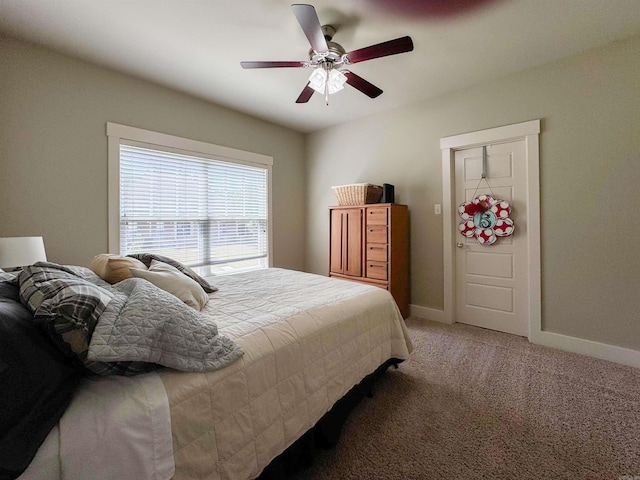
top-left (127, 253), bottom-right (217, 292)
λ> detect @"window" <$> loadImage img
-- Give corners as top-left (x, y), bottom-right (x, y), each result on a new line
top-left (107, 123), bottom-right (273, 276)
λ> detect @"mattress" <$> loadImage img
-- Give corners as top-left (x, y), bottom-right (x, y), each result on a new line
top-left (20, 268), bottom-right (413, 480)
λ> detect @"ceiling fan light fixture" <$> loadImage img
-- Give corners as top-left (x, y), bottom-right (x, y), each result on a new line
top-left (308, 67), bottom-right (347, 95)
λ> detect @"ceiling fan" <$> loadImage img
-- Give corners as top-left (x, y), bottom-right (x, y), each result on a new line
top-left (240, 3), bottom-right (414, 105)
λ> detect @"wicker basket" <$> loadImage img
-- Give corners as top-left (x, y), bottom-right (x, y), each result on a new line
top-left (332, 184), bottom-right (383, 206)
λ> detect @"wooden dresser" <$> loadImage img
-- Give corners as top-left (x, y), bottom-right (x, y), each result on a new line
top-left (329, 203), bottom-right (409, 317)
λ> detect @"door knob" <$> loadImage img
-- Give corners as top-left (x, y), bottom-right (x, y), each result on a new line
top-left (456, 242), bottom-right (464, 248)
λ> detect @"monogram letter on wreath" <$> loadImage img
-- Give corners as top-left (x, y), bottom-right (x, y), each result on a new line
top-left (457, 146), bottom-right (515, 246)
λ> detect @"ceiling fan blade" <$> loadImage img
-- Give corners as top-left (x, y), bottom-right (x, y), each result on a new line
top-left (295, 83), bottom-right (315, 103)
top-left (291, 4), bottom-right (329, 52)
top-left (241, 61), bottom-right (306, 69)
top-left (345, 36), bottom-right (414, 64)
top-left (344, 71), bottom-right (383, 98)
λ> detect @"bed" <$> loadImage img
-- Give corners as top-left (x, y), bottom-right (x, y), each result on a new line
top-left (1, 261), bottom-right (413, 480)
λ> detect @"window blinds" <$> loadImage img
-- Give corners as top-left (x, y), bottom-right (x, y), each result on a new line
top-left (119, 144), bottom-right (268, 272)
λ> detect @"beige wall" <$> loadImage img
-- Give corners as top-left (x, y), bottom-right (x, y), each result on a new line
top-left (305, 35), bottom-right (640, 351)
top-left (2, 33), bottom-right (639, 353)
top-left (0, 37), bottom-right (306, 271)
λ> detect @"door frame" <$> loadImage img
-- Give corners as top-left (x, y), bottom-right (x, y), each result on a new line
top-left (440, 119), bottom-right (541, 340)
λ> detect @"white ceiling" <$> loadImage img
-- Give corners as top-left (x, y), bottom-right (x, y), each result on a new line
top-left (2, 0), bottom-right (640, 133)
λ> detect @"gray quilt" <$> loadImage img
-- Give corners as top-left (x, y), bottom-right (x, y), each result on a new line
top-left (88, 278), bottom-right (243, 372)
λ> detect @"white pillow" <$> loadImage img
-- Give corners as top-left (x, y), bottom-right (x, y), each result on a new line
top-left (129, 260), bottom-right (209, 310)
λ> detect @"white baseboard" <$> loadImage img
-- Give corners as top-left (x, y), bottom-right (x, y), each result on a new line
top-left (530, 329), bottom-right (640, 369)
top-left (409, 304), bottom-right (450, 324)
top-left (409, 304), bottom-right (640, 369)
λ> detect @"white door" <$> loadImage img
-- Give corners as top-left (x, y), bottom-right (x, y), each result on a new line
top-left (454, 140), bottom-right (528, 336)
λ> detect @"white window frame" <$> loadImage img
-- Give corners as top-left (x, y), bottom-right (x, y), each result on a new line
top-left (107, 122), bottom-right (273, 271)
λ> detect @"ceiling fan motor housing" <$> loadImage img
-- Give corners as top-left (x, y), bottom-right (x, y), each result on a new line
top-left (309, 25), bottom-right (346, 66)
top-left (322, 25), bottom-right (336, 41)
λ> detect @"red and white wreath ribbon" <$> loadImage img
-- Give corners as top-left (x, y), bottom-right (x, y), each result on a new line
top-left (458, 194), bottom-right (514, 245)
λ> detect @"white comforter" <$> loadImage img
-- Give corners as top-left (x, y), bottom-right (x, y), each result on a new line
top-left (21, 268), bottom-right (413, 480)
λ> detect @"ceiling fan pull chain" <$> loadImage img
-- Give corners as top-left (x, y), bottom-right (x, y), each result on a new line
top-left (324, 63), bottom-right (330, 105)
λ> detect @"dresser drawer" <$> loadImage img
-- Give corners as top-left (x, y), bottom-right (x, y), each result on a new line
top-left (366, 207), bottom-right (388, 225)
top-left (366, 261), bottom-right (388, 281)
top-left (366, 243), bottom-right (388, 262)
top-left (366, 225), bottom-right (387, 244)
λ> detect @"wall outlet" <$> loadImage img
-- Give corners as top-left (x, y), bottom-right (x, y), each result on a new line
top-left (434, 203), bottom-right (442, 215)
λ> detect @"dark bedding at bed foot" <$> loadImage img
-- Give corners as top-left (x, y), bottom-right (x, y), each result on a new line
top-left (0, 281), bottom-right (82, 480)
top-left (258, 358), bottom-right (401, 479)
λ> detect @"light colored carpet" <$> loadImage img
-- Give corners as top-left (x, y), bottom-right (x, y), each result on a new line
top-left (294, 318), bottom-right (640, 480)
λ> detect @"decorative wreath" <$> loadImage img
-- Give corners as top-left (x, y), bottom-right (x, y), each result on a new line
top-left (458, 194), bottom-right (514, 245)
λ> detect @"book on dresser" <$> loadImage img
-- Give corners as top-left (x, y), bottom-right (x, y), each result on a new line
top-left (329, 203), bottom-right (409, 318)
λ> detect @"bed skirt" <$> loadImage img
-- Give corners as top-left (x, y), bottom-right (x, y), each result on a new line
top-left (258, 358), bottom-right (402, 479)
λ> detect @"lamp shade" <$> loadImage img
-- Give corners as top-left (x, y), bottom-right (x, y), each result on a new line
top-left (0, 236), bottom-right (47, 268)
top-left (308, 68), bottom-right (347, 95)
